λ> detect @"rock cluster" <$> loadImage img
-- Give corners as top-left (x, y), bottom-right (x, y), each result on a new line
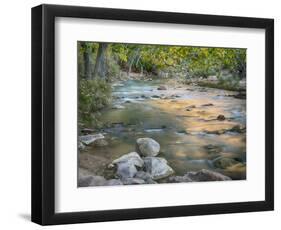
top-left (78, 136), bottom-right (235, 187)
top-left (110, 138), bottom-right (174, 184)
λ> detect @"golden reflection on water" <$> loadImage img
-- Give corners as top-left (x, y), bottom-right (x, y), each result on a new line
top-left (80, 81), bottom-right (246, 181)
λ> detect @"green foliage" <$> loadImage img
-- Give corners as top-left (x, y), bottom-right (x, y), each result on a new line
top-left (78, 79), bottom-right (111, 128)
top-left (77, 41), bottom-right (246, 127)
top-left (78, 41), bottom-right (246, 80)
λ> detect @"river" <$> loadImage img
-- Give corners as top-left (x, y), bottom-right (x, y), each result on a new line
top-left (79, 79), bottom-right (246, 181)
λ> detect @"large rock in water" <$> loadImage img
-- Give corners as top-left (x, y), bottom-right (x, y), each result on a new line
top-left (116, 162), bottom-right (138, 179)
top-left (112, 152), bottom-right (144, 168)
top-left (144, 157), bottom-right (174, 180)
top-left (169, 169), bottom-right (231, 183)
top-left (79, 134), bottom-right (104, 145)
top-left (136, 138), bottom-right (160, 156)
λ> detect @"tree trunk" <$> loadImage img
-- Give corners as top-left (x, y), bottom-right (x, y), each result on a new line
top-left (84, 46), bottom-right (92, 80)
top-left (93, 43), bottom-right (108, 79)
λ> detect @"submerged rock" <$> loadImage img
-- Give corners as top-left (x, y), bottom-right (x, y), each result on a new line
top-left (81, 128), bottom-right (95, 134)
top-left (202, 103), bottom-right (214, 107)
top-left (93, 139), bottom-right (108, 147)
top-left (176, 129), bottom-right (189, 135)
top-left (141, 94), bottom-right (150, 99)
top-left (205, 125), bottom-right (246, 135)
top-left (187, 159), bottom-right (214, 168)
top-left (186, 105), bottom-right (196, 109)
top-left (234, 91), bottom-right (246, 99)
top-left (228, 125), bottom-right (246, 133)
top-left (206, 130), bottom-right (226, 135)
top-left (169, 169), bottom-right (231, 182)
top-left (144, 157), bottom-right (174, 180)
top-left (217, 114), bottom-right (226, 121)
top-left (204, 144), bottom-right (222, 154)
top-left (112, 104), bottom-right (125, 109)
top-left (79, 134), bottom-right (104, 145)
top-left (136, 138), bottom-right (160, 157)
top-left (212, 157), bottom-right (241, 169)
top-left (157, 85), bottom-right (167, 90)
top-left (112, 152), bottom-right (144, 168)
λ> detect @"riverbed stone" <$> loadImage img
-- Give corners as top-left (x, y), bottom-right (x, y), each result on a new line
top-left (136, 138), bottom-right (160, 156)
top-left (229, 125), bottom-right (246, 133)
top-left (78, 141), bottom-right (85, 150)
top-left (78, 174), bottom-right (108, 187)
top-left (93, 138), bottom-right (108, 147)
top-left (212, 157), bottom-right (241, 169)
top-left (169, 169), bottom-right (231, 182)
top-left (202, 103), bottom-right (214, 107)
top-left (134, 171), bottom-right (157, 184)
top-left (185, 169), bottom-right (231, 181)
top-left (144, 157), bottom-right (174, 180)
top-left (186, 105), bottom-right (196, 111)
top-left (122, 178), bottom-right (146, 185)
top-left (105, 179), bottom-right (123, 186)
top-left (89, 176), bottom-right (108, 186)
top-left (234, 91), bottom-right (246, 99)
top-left (112, 152), bottom-right (144, 168)
top-left (116, 162), bottom-right (138, 179)
top-left (204, 144), bottom-right (222, 154)
top-left (157, 85), bottom-right (167, 90)
top-left (169, 175), bottom-right (193, 183)
top-left (187, 159), bottom-right (214, 168)
top-left (112, 104), bottom-right (125, 109)
top-left (135, 170), bottom-right (152, 180)
top-left (217, 114), bottom-right (226, 121)
top-left (78, 175), bottom-right (93, 187)
top-left (79, 134), bottom-right (105, 145)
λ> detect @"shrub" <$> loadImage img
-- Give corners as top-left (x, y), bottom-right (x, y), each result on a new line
top-left (78, 79), bottom-right (111, 128)
top-left (106, 56), bottom-right (121, 81)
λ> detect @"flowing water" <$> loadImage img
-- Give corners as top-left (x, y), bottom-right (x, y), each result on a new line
top-left (79, 79), bottom-right (246, 180)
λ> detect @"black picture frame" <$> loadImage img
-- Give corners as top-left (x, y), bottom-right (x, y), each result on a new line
top-left (31, 4), bottom-right (274, 225)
